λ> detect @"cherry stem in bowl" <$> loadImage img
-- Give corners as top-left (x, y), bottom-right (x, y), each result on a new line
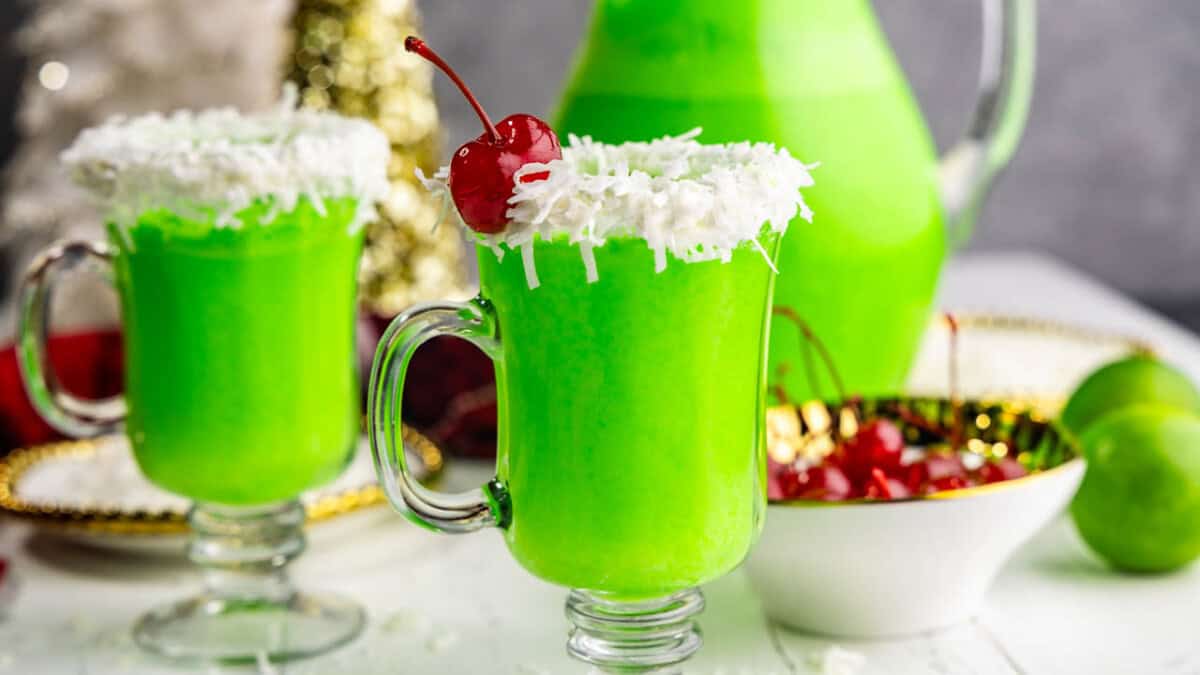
top-left (945, 312), bottom-right (963, 451)
top-left (404, 36), bottom-right (502, 145)
top-left (894, 403), bottom-right (949, 437)
top-left (773, 306), bottom-right (847, 403)
top-left (772, 363), bottom-right (793, 406)
top-left (869, 467), bottom-right (893, 499)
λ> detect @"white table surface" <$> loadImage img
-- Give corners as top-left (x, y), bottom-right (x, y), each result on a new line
top-left (2, 251), bottom-right (1199, 675)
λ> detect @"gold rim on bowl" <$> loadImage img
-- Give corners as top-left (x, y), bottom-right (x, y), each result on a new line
top-left (945, 313), bottom-right (1152, 355)
top-left (905, 313), bottom-right (1153, 416)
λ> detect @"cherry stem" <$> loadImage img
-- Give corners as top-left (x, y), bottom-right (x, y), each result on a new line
top-left (773, 306), bottom-right (848, 404)
top-left (870, 467), bottom-right (893, 499)
top-left (405, 36), bottom-right (502, 145)
top-left (772, 364), bottom-right (792, 406)
top-left (894, 402), bottom-right (950, 438)
top-left (945, 312), bottom-right (963, 451)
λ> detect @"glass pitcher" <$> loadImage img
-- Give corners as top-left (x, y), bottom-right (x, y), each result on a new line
top-left (555, 0), bottom-right (1034, 400)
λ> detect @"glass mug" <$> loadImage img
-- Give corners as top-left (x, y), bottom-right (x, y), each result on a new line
top-left (370, 235), bottom-right (780, 670)
top-left (18, 199), bottom-right (365, 663)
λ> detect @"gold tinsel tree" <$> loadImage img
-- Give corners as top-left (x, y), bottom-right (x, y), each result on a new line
top-left (289, 0), bottom-right (469, 316)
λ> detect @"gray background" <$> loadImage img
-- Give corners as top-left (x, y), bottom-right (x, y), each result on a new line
top-left (420, 0), bottom-right (1200, 328)
top-left (0, 2), bottom-right (1195, 327)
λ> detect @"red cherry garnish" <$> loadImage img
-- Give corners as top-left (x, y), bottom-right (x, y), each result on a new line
top-left (839, 419), bottom-right (905, 483)
top-left (865, 467), bottom-right (893, 500)
top-left (0, 558), bottom-right (8, 587)
top-left (769, 461), bottom-right (853, 501)
top-left (864, 467), bottom-right (911, 501)
top-left (887, 478), bottom-right (911, 499)
top-left (405, 36), bottom-right (562, 234)
top-left (768, 462), bottom-right (801, 500)
top-left (795, 465), bottom-right (853, 501)
top-left (924, 453), bottom-right (967, 481)
top-left (978, 456), bottom-right (1028, 484)
top-left (926, 475), bottom-right (974, 494)
top-left (905, 452), bottom-right (967, 493)
top-left (916, 453), bottom-right (974, 493)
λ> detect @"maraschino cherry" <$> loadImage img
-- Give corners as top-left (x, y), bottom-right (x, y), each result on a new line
top-left (865, 467), bottom-right (910, 500)
top-left (838, 419), bottom-right (905, 484)
top-left (405, 36), bottom-right (562, 234)
top-left (977, 456), bottom-right (1028, 484)
top-left (905, 453), bottom-right (970, 494)
top-left (766, 308), bottom-right (1044, 501)
top-left (768, 457), bottom-right (853, 502)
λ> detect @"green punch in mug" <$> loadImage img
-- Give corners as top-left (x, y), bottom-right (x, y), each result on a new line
top-left (369, 132), bottom-right (815, 671)
top-left (17, 100), bottom-right (390, 664)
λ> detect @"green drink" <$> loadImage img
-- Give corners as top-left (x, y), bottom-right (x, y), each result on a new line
top-left (371, 131), bottom-right (814, 669)
top-left (116, 199), bottom-right (362, 506)
top-left (20, 102), bottom-right (390, 662)
top-left (481, 237), bottom-right (774, 598)
top-left (555, 0), bottom-right (1035, 399)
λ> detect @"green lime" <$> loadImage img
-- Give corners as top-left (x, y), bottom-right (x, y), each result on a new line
top-left (1061, 355), bottom-right (1200, 436)
top-left (1070, 405), bottom-right (1200, 573)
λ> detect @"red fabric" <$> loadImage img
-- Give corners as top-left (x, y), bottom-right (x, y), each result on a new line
top-left (1, 318), bottom-right (498, 459)
top-left (363, 313), bottom-right (498, 458)
top-left (0, 329), bottom-right (125, 453)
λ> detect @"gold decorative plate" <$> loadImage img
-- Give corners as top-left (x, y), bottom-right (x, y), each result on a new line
top-left (0, 427), bottom-right (442, 553)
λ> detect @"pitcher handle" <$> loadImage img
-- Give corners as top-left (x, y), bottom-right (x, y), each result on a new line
top-left (940, 0), bottom-right (1036, 246)
top-left (17, 240), bottom-right (126, 437)
top-left (368, 298), bottom-right (511, 533)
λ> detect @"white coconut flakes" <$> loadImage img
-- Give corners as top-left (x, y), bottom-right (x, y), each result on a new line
top-left (60, 86), bottom-right (391, 234)
top-left (419, 129), bottom-right (817, 289)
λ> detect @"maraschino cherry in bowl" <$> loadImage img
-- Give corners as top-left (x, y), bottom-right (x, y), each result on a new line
top-left (745, 312), bottom-right (1084, 638)
top-left (745, 396), bottom-right (1083, 638)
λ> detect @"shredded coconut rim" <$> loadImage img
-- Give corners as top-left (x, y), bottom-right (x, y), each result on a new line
top-left (61, 88), bottom-right (391, 233)
top-left (419, 129), bottom-right (816, 288)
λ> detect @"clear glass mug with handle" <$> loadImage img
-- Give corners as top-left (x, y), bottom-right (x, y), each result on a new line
top-left (16, 104), bottom-right (390, 665)
top-left (18, 205), bottom-right (367, 664)
top-left (370, 233), bottom-right (783, 672)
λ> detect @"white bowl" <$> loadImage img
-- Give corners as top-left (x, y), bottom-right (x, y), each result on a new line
top-left (744, 454), bottom-right (1084, 634)
top-left (745, 457), bottom-right (1085, 638)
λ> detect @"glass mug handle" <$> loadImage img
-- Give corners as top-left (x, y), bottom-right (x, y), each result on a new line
top-left (368, 298), bottom-right (510, 533)
top-left (940, 0), bottom-right (1037, 246)
top-left (17, 240), bottom-right (126, 437)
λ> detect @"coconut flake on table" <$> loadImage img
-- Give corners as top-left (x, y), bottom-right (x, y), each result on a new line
top-left (60, 85), bottom-right (391, 235)
top-left (419, 129), bottom-right (817, 288)
top-left (809, 645), bottom-right (867, 675)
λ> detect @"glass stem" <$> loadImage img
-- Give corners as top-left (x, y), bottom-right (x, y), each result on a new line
top-left (566, 587), bottom-right (705, 673)
top-left (188, 500), bottom-right (306, 604)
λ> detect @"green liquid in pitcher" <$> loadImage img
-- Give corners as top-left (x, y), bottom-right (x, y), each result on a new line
top-left (556, 0), bottom-right (946, 399)
top-left (112, 199), bottom-right (363, 505)
top-left (481, 237), bottom-right (776, 599)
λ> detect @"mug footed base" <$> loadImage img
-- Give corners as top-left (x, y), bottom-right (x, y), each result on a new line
top-left (566, 587), bottom-right (705, 673)
top-left (132, 590), bottom-right (365, 665)
top-left (132, 500), bottom-right (364, 664)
